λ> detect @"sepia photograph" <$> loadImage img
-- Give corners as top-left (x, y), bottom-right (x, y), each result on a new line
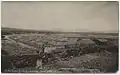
top-left (1, 1), bottom-right (119, 73)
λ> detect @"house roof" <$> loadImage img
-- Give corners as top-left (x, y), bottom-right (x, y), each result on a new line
top-left (78, 38), bottom-right (95, 45)
top-left (97, 39), bottom-right (108, 42)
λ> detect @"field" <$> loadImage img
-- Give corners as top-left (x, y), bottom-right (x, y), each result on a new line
top-left (1, 28), bottom-right (118, 73)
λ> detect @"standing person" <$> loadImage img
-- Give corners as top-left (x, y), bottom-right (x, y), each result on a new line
top-left (36, 42), bottom-right (48, 69)
top-left (36, 50), bottom-right (42, 69)
top-left (41, 43), bottom-right (45, 53)
top-left (41, 42), bottom-right (49, 64)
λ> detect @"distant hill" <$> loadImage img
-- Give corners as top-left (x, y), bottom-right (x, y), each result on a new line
top-left (1, 27), bottom-right (118, 35)
top-left (1, 27), bottom-right (56, 35)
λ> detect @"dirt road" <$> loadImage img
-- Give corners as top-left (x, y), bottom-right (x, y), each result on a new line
top-left (6, 35), bottom-right (38, 50)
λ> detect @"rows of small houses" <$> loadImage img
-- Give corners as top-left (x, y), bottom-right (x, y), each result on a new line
top-left (2, 37), bottom-right (118, 72)
top-left (1, 43), bottom-right (110, 72)
top-left (2, 49), bottom-right (118, 73)
top-left (1, 40), bottom-right (37, 55)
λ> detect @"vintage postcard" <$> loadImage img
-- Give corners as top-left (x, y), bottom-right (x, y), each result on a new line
top-left (1, 1), bottom-right (119, 73)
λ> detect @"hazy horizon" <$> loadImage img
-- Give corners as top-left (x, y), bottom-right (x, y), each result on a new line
top-left (1, 1), bottom-right (119, 33)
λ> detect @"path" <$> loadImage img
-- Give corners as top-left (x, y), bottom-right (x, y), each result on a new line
top-left (6, 36), bottom-right (38, 50)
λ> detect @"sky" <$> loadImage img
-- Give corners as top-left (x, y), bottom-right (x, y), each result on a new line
top-left (1, 1), bottom-right (119, 33)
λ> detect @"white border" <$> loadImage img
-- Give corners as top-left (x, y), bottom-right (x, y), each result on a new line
top-left (0, 0), bottom-right (119, 75)
top-left (1, 0), bottom-right (119, 1)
